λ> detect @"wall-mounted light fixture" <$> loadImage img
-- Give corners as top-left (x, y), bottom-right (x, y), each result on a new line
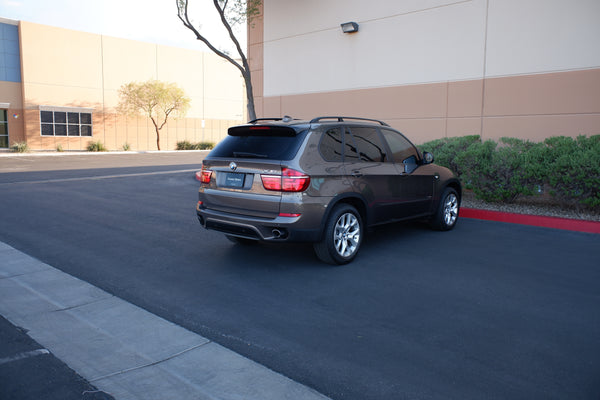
top-left (340, 22), bottom-right (359, 34)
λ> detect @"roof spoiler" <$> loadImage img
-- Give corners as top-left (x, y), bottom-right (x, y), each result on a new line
top-left (228, 124), bottom-right (297, 137)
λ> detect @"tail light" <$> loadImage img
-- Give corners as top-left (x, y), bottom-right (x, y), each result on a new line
top-left (199, 165), bottom-right (212, 184)
top-left (261, 168), bottom-right (310, 192)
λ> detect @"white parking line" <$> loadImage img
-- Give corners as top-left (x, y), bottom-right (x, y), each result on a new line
top-left (0, 169), bottom-right (199, 185)
top-left (0, 348), bottom-right (50, 366)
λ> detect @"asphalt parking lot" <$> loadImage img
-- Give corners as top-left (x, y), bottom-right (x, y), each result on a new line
top-left (1, 152), bottom-right (599, 400)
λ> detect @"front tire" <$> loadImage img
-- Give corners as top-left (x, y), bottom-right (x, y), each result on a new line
top-left (314, 204), bottom-right (363, 265)
top-left (431, 187), bottom-right (459, 231)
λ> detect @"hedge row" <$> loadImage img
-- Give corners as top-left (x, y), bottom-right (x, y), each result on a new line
top-left (419, 135), bottom-right (600, 210)
top-left (176, 140), bottom-right (215, 150)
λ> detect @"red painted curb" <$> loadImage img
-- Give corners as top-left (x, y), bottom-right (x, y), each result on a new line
top-left (460, 208), bottom-right (600, 234)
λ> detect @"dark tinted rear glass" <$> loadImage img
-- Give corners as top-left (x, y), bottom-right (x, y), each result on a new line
top-left (319, 127), bottom-right (343, 162)
top-left (209, 128), bottom-right (308, 160)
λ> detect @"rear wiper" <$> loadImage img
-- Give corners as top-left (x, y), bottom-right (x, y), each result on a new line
top-left (233, 152), bottom-right (268, 158)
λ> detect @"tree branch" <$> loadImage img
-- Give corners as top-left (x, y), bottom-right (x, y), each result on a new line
top-left (176, 0), bottom-right (259, 120)
top-left (212, 0), bottom-right (249, 68)
top-left (176, 0), bottom-right (244, 75)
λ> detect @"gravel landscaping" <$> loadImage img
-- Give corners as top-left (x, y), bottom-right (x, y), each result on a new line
top-left (461, 190), bottom-right (600, 222)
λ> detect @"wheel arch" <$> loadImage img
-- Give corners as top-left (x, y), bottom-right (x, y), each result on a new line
top-left (434, 177), bottom-right (462, 208)
top-left (445, 179), bottom-right (462, 204)
top-left (317, 193), bottom-right (369, 241)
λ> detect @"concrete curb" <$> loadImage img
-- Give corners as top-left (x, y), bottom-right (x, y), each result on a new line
top-left (0, 241), bottom-right (331, 400)
top-left (460, 207), bottom-right (600, 234)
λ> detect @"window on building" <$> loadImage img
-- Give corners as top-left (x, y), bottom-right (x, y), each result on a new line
top-left (0, 22), bottom-right (22, 83)
top-left (40, 107), bottom-right (93, 137)
top-left (0, 110), bottom-right (8, 148)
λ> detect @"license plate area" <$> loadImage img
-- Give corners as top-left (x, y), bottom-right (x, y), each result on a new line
top-left (223, 172), bottom-right (246, 188)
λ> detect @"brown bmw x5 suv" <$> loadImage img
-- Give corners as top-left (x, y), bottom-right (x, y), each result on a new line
top-left (196, 116), bottom-right (461, 264)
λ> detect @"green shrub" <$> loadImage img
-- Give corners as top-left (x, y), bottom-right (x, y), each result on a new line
top-left (176, 141), bottom-right (215, 150)
top-left (122, 143), bottom-right (131, 151)
top-left (176, 140), bottom-right (194, 150)
top-left (196, 141), bottom-right (215, 150)
top-left (420, 134), bottom-right (599, 210)
top-left (11, 142), bottom-right (29, 153)
top-left (456, 138), bottom-right (546, 203)
top-left (419, 135), bottom-right (480, 177)
top-left (87, 141), bottom-right (108, 152)
top-left (56, 144), bottom-right (64, 152)
top-left (542, 135), bottom-right (600, 210)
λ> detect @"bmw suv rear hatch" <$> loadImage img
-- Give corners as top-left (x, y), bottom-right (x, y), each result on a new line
top-left (199, 122), bottom-right (309, 219)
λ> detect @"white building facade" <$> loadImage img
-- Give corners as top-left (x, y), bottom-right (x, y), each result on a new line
top-left (249, 0), bottom-right (600, 143)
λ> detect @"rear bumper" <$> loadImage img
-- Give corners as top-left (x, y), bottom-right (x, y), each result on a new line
top-left (196, 207), bottom-right (322, 242)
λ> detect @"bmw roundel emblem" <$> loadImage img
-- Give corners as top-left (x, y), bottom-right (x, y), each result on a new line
top-left (229, 162), bottom-right (237, 171)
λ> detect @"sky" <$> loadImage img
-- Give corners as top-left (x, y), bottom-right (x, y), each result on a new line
top-left (0, 0), bottom-right (246, 53)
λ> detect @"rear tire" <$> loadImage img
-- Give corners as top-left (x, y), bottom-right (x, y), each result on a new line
top-left (314, 204), bottom-right (363, 265)
top-left (430, 187), bottom-right (459, 231)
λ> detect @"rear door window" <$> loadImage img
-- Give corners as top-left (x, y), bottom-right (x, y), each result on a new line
top-left (343, 129), bottom-right (360, 162)
top-left (348, 127), bottom-right (388, 162)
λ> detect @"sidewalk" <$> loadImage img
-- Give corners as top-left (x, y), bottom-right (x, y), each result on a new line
top-left (0, 241), bottom-right (331, 400)
top-left (0, 315), bottom-right (114, 400)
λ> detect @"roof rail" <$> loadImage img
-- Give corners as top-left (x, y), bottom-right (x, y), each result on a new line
top-left (309, 116), bottom-right (390, 126)
top-left (248, 115), bottom-right (296, 124)
top-left (248, 118), bottom-right (282, 124)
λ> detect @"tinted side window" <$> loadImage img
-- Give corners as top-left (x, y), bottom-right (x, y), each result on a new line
top-left (319, 127), bottom-right (343, 162)
top-left (380, 128), bottom-right (418, 164)
top-left (349, 127), bottom-right (387, 162)
top-left (343, 129), bottom-right (360, 161)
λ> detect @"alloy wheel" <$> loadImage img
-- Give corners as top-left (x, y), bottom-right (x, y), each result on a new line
top-left (443, 193), bottom-right (459, 227)
top-left (333, 212), bottom-right (361, 258)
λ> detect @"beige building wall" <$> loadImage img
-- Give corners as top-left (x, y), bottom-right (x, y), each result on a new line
top-left (0, 81), bottom-right (24, 143)
top-left (15, 21), bottom-right (244, 151)
top-left (251, 0), bottom-right (600, 143)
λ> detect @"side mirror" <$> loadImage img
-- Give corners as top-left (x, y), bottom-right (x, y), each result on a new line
top-left (423, 151), bottom-right (434, 164)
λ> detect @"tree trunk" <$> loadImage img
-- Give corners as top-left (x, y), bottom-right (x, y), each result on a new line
top-left (244, 73), bottom-right (256, 121)
top-left (241, 55), bottom-right (257, 121)
top-left (155, 127), bottom-right (161, 151)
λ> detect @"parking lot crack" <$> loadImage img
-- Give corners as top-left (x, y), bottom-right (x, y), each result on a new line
top-left (88, 341), bottom-right (212, 382)
top-left (51, 296), bottom-right (116, 313)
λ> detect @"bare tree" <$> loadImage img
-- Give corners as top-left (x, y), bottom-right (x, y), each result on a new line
top-left (118, 80), bottom-right (190, 151)
top-left (177, 0), bottom-right (261, 121)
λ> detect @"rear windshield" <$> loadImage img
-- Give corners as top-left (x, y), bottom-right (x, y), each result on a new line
top-left (209, 128), bottom-right (308, 161)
